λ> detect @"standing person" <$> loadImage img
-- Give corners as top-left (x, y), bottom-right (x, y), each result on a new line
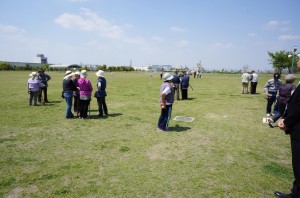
top-left (27, 72), bottom-right (44, 106)
top-left (37, 68), bottom-right (51, 103)
top-left (78, 70), bottom-right (93, 119)
top-left (180, 71), bottom-right (190, 100)
top-left (73, 71), bottom-right (81, 117)
top-left (95, 70), bottom-right (108, 117)
top-left (62, 71), bottom-right (77, 119)
top-left (269, 74), bottom-right (296, 128)
top-left (172, 72), bottom-right (180, 100)
top-left (241, 71), bottom-right (250, 94)
top-left (275, 60), bottom-right (300, 198)
top-left (250, 70), bottom-right (258, 94)
top-left (157, 73), bottom-right (174, 132)
top-left (264, 73), bottom-right (282, 117)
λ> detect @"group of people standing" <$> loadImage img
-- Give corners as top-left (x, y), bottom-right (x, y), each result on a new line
top-left (172, 70), bottom-right (190, 100)
top-left (241, 70), bottom-right (258, 94)
top-left (62, 70), bottom-right (108, 119)
top-left (27, 68), bottom-right (51, 106)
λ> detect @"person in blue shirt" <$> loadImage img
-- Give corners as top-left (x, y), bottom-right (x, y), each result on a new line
top-left (264, 73), bottom-right (282, 117)
top-left (180, 71), bottom-right (190, 100)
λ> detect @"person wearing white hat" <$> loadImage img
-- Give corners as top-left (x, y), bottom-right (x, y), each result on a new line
top-left (157, 73), bottom-right (174, 132)
top-left (78, 70), bottom-right (93, 119)
top-left (62, 70), bottom-right (77, 118)
top-left (73, 71), bottom-right (81, 116)
top-left (27, 72), bottom-right (45, 106)
top-left (95, 70), bottom-right (108, 117)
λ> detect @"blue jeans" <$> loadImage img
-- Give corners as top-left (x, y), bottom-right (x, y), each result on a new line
top-left (158, 104), bottom-right (172, 130)
top-left (63, 91), bottom-right (73, 118)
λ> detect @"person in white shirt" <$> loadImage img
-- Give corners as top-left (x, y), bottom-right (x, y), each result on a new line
top-left (241, 72), bottom-right (250, 94)
top-left (250, 71), bottom-right (258, 94)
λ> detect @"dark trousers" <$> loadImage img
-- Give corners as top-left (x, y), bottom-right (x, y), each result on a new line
top-left (157, 104), bottom-right (172, 130)
top-left (182, 89), bottom-right (188, 100)
top-left (291, 138), bottom-right (300, 196)
top-left (97, 97), bottom-right (108, 116)
top-left (250, 82), bottom-right (257, 94)
top-left (80, 100), bottom-right (90, 118)
top-left (39, 87), bottom-right (48, 102)
top-left (271, 103), bottom-right (286, 122)
top-left (266, 93), bottom-right (277, 114)
top-left (73, 96), bottom-right (80, 114)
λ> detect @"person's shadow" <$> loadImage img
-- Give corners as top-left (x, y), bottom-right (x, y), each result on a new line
top-left (168, 124), bottom-right (191, 132)
top-left (87, 113), bottom-right (123, 119)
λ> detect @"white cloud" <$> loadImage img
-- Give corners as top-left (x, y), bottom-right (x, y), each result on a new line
top-left (178, 40), bottom-right (189, 46)
top-left (278, 34), bottom-right (300, 41)
top-left (0, 24), bottom-right (25, 34)
top-left (248, 33), bottom-right (256, 37)
top-left (265, 20), bottom-right (291, 30)
top-left (209, 42), bottom-right (233, 50)
top-left (55, 8), bottom-right (124, 39)
top-left (54, 8), bottom-right (153, 50)
top-left (67, 0), bottom-right (90, 2)
top-left (151, 36), bottom-right (164, 42)
top-left (171, 26), bottom-right (186, 33)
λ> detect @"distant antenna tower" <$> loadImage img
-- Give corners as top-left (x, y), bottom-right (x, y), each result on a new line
top-left (130, 59), bottom-right (132, 67)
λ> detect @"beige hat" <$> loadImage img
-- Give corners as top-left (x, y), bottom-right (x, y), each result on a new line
top-left (74, 71), bottom-right (80, 75)
top-left (285, 74), bottom-right (296, 83)
top-left (95, 70), bottom-right (105, 77)
top-left (63, 70), bottom-right (74, 79)
top-left (81, 70), bottom-right (88, 77)
top-left (163, 73), bottom-right (174, 81)
top-left (29, 72), bottom-right (38, 77)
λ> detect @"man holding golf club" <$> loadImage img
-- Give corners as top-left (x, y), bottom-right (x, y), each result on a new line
top-left (157, 73), bottom-right (174, 132)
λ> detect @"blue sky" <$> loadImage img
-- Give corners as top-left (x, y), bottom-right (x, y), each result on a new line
top-left (0, 0), bottom-right (299, 71)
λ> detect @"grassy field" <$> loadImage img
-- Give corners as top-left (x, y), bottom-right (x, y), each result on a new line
top-left (0, 71), bottom-right (298, 197)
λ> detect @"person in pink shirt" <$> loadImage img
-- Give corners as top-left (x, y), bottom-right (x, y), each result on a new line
top-left (77, 70), bottom-right (93, 119)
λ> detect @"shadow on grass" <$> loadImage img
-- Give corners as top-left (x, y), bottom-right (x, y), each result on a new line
top-left (263, 162), bottom-right (293, 180)
top-left (84, 113), bottom-right (123, 119)
top-left (168, 124), bottom-right (191, 132)
top-left (43, 100), bottom-right (63, 106)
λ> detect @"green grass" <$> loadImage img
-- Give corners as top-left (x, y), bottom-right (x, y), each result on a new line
top-left (0, 71), bottom-right (297, 197)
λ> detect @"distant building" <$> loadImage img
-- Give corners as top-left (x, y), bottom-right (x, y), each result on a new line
top-left (0, 53), bottom-right (48, 68)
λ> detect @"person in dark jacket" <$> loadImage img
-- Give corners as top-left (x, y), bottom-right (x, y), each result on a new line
top-left (95, 70), bottom-right (108, 117)
top-left (157, 73), bottom-right (174, 132)
top-left (180, 71), bottom-right (190, 100)
top-left (275, 60), bottom-right (300, 198)
top-left (269, 74), bottom-right (296, 128)
top-left (37, 68), bottom-right (51, 103)
top-left (62, 71), bottom-right (78, 119)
